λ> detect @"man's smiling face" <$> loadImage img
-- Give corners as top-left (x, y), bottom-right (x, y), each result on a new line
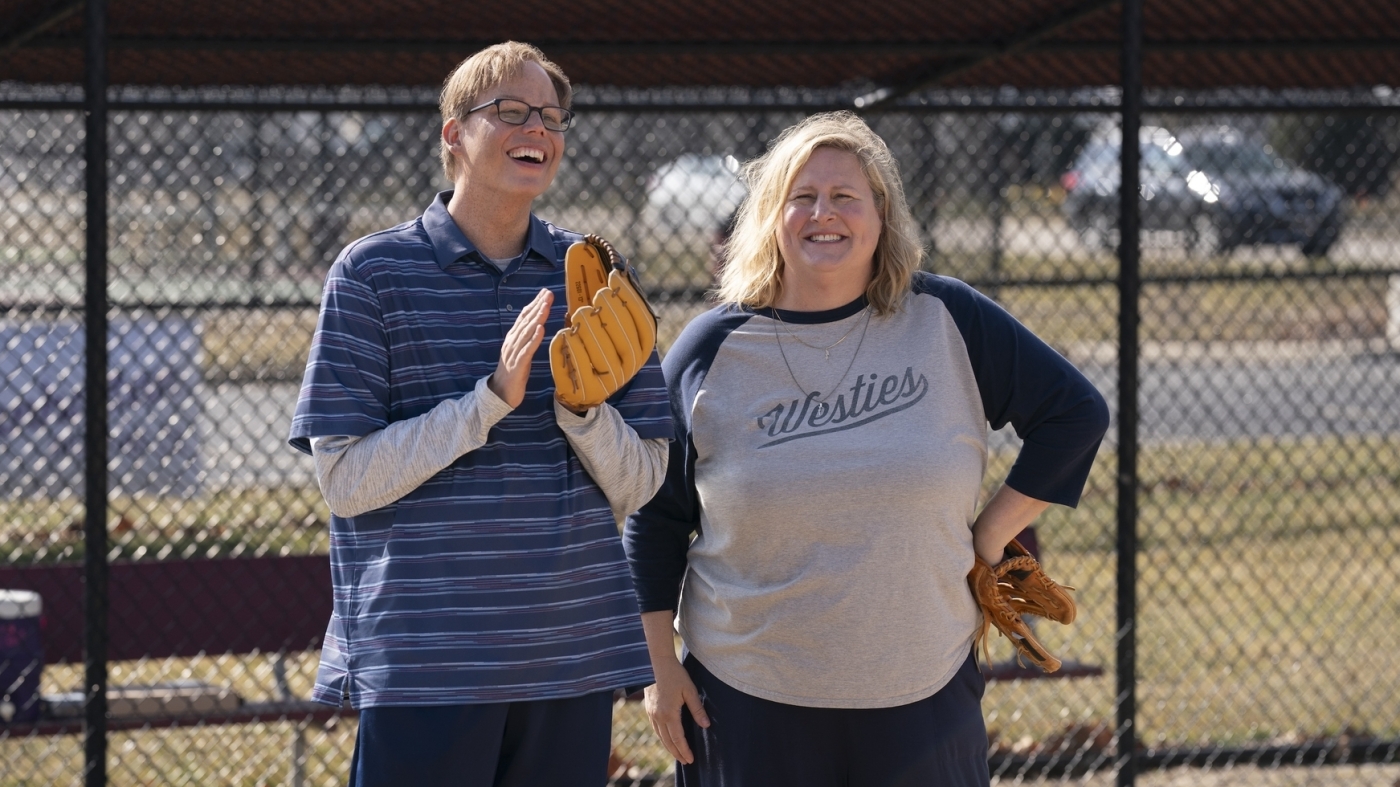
top-left (448, 60), bottom-right (566, 201)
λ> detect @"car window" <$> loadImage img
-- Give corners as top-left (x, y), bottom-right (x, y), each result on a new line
top-left (1076, 142), bottom-right (1115, 178)
top-left (1076, 138), bottom-right (1187, 179)
top-left (1142, 144), bottom-right (1187, 178)
top-left (1184, 143), bottom-right (1286, 176)
top-left (695, 157), bottom-right (730, 176)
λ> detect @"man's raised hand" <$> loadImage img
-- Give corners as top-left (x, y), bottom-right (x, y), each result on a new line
top-left (488, 288), bottom-right (552, 408)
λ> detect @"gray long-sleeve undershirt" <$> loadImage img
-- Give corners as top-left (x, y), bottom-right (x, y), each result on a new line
top-left (309, 374), bottom-right (668, 521)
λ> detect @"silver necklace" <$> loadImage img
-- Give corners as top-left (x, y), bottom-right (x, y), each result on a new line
top-left (771, 306), bottom-right (872, 404)
top-left (773, 308), bottom-right (864, 361)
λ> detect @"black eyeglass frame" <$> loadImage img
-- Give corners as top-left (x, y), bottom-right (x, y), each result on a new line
top-left (465, 98), bottom-right (575, 132)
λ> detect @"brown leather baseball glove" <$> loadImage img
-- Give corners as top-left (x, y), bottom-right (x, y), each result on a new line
top-left (549, 234), bottom-right (658, 411)
top-left (968, 538), bottom-right (1078, 673)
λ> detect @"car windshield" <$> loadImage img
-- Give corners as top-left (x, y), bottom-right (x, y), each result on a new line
top-left (1075, 139), bottom-right (1189, 179)
top-left (660, 154), bottom-right (738, 179)
top-left (1184, 142), bottom-right (1285, 176)
top-left (1143, 144), bottom-right (1189, 178)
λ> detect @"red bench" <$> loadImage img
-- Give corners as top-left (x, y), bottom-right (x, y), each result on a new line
top-left (0, 555), bottom-right (346, 783)
top-left (0, 555), bottom-right (646, 784)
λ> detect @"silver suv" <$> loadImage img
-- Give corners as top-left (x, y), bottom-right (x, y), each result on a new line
top-left (639, 154), bottom-right (747, 265)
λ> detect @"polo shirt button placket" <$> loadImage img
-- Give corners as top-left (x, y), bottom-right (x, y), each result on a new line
top-left (499, 287), bottom-right (515, 332)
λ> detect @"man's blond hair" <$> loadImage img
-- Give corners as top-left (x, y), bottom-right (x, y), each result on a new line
top-left (715, 112), bottom-right (923, 316)
top-left (439, 42), bottom-right (572, 181)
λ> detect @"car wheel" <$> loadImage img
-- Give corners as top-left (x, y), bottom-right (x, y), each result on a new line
top-left (1081, 212), bottom-right (1115, 251)
top-left (1301, 207), bottom-right (1344, 259)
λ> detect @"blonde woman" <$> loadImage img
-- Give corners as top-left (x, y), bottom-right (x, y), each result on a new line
top-left (624, 112), bottom-right (1108, 786)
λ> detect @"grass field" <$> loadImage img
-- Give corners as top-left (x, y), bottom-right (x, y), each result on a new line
top-left (192, 256), bottom-right (1394, 383)
top-left (1, 487), bottom-right (328, 565)
top-left (980, 434), bottom-right (1399, 751)
top-left (7, 199), bottom-right (1393, 385)
top-left (3, 205), bottom-right (1396, 782)
top-left (93, 267), bottom-right (1383, 399)
top-left (1010, 765), bottom-right (1400, 786)
top-left (2, 433), bottom-right (1395, 784)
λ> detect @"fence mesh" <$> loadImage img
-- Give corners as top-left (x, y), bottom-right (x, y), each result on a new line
top-left (2, 87), bottom-right (1399, 786)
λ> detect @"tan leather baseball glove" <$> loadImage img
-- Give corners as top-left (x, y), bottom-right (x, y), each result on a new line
top-left (968, 538), bottom-right (1078, 673)
top-left (550, 234), bottom-right (658, 411)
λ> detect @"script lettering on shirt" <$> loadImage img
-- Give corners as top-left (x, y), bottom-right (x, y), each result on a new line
top-left (754, 366), bottom-right (929, 448)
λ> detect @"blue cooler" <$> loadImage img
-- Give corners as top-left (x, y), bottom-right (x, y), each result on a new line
top-left (0, 589), bottom-right (43, 724)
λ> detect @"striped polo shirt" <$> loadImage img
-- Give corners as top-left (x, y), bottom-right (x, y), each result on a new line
top-left (290, 192), bottom-right (671, 707)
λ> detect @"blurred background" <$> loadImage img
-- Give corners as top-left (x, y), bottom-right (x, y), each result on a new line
top-left (1, 1), bottom-right (1399, 785)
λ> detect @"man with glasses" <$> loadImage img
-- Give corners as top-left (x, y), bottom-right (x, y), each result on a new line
top-left (289, 42), bottom-right (670, 787)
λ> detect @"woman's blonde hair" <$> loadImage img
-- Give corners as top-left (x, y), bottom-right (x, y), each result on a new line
top-left (439, 42), bottom-right (572, 181)
top-left (715, 111), bottom-right (923, 315)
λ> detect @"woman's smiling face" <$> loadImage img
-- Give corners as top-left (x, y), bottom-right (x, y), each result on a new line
top-left (776, 147), bottom-right (882, 304)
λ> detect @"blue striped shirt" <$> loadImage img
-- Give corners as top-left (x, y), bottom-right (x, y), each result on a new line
top-left (289, 192), bottom-right (671, 707)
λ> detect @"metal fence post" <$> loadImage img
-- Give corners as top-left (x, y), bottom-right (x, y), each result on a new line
top-left (82, 0), bottom-right (110, 784)
top-left (1116, 0), bottom-right (1142, 785)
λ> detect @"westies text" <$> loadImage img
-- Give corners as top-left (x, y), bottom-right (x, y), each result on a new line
top-left (755, 366), bottom-right (928, 448)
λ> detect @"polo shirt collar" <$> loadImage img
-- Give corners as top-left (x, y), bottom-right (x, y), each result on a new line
top-left (423, 190), bottom-right (559, 272)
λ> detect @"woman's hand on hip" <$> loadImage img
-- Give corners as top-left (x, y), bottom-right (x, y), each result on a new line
top-left (644, 656), bottom-right (709, 765)
top-left (973, 484), bottom-right (1052, 565)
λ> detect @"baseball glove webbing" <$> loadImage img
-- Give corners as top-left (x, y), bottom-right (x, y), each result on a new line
top-left (549, 234), bottom-right (658, 411)
top-left (968, 538), bottom-right (1078, 674)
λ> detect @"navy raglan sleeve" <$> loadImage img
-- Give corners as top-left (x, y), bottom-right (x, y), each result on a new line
top-left (607, 346), bottom-right (674, 441)
top-left (623, 307), bottom-right (747, 612)
top-left (916, 273), bottom-right (1110, 507)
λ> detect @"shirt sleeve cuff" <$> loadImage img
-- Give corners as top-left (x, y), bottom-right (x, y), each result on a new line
top-left (553, 399), bottom-right (600, 429)
top-left (472, 375), bottom-right (517, 427)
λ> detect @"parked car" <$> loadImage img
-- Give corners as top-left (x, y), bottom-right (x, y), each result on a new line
top-left (639, 153), bottom-right (747, 266)
top-left (1061, 125), bottom-right (1207, 252)
top-left (1061, 124), bottom-right (1346, 258)
top-left (1176, 126), bottom-right (1346, 258)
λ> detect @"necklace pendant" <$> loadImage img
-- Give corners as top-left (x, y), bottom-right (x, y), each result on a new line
top-left (824, 349), bottom-right (831, 362)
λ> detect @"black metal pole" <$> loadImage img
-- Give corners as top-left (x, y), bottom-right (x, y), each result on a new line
top-left (1116, 0), bottom-right (1142, 785)
top-left (82, 0), bottom-right (109, 784)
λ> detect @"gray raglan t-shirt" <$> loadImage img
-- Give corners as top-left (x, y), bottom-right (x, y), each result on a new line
top-left (625, 272), bottom-right (1109, 709)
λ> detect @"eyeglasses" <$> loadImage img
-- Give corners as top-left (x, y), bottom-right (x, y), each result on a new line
top-left (465, 98), bottom-right (574, 132)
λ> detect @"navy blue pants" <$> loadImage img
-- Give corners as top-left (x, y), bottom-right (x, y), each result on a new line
top-left (677, 653), bottom-right (990, 787)
top-left (348, 691), bottom-right (615, 787)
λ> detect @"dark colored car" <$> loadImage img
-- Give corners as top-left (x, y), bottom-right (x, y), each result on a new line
top-left (1176, 127), bottom-right (1345, 257)
top-left (1061, 125), bottom-right (1346, 258)
top-left (1061, 126), bottom-right (1207, 252)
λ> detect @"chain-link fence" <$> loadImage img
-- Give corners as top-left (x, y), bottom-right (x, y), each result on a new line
top-left (2, 84), bottom-right (1399, 785)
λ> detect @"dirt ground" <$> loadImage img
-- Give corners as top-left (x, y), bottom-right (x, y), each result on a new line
top-left (631, 764), bottom-right (1400, 787)
top-left (997, 764), bottom-right (1400, 786)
